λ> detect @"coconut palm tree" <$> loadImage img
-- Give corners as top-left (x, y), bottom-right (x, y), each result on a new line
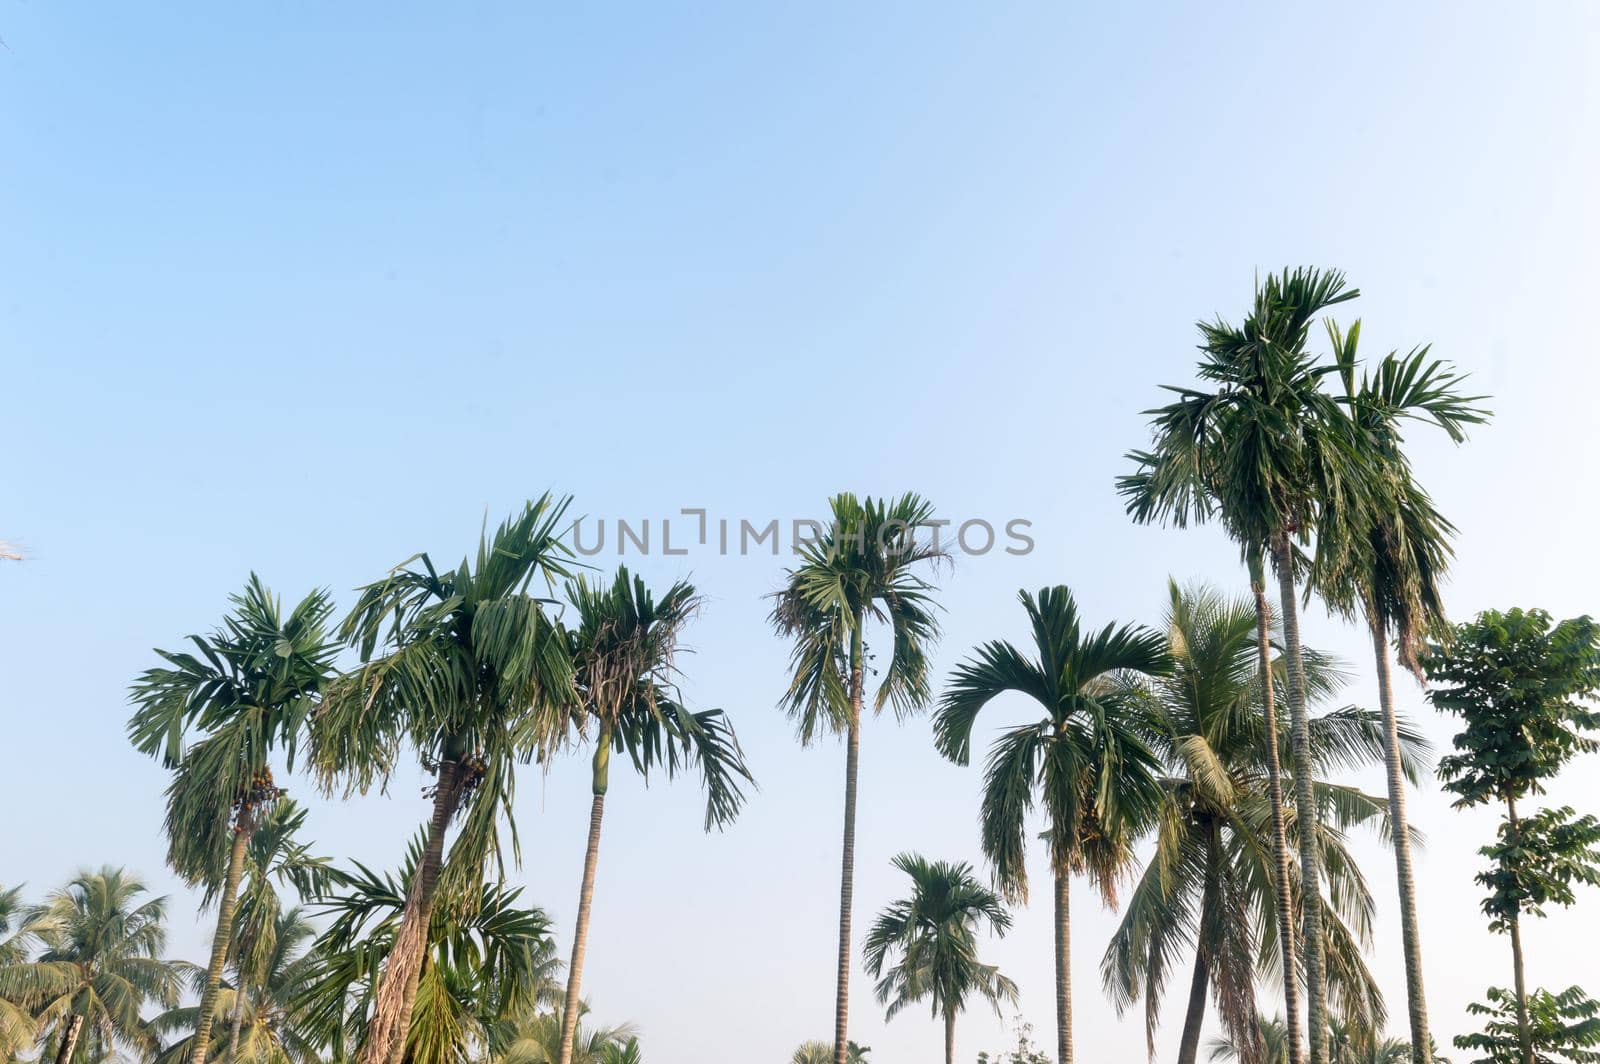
top-left (128, 576), bottom-right (337, 1064)
top-left (1103, 582), bottom-right (1428, 1064)
top-left (1210, 1016), bottom-right (1294, 1064)
top-left (1315, 325), bottom-right (1488, 1064)
top-left (487, 1002), bottom-right (635, 1064)
top-left (1, 884), bottom-right (54, 1059)
top-left (308, 496), bottom-right (575, 1064)
top-left (555, 567), bottom-right (753, 1064)
top-left (26, 869), bottom-right (188, 1064)
top-left (1121, 268), bottom-right (1375, 1064)
top-left (792, 1041), bottom-right (870, 1064)
top-left (295, 838), bottom-right (560, 1064)
top-left (769, 492), bottom-right (944, 1064)
top-left (933, 585), bottom-right (1168, 1064)
top-left (152, 908), bottom-right (321, 1064)
top-left (863, 853), bottom-right (1017, 1064)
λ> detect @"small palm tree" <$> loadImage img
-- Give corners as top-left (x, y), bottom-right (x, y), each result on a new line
top-left (554, 567), bottom-right (752, 1064)
top-left (1, 884), bottom-right (53, 1059)
top-left (309, 497), bottom-right (576, 1064)
top-left (770, 493), bottom-right (944, 1064)
top-left (863, 854), bottom-right (1017, 1064)
top-left (792, 1041), bottom-right (870, 1064)
top-left (1102, 582), bottom-right (1428, 1064)
top-left (1209, 1016), bottom-right (1293, 1064)
top-left (128, 576), bottom-right (337, 1064)
top-left (27, 869), bottom-right (188, 1064)
top-left (488, 1003), bottom-right (635, 1064)
top-left (933, 585), bottom-right (1168, 1064)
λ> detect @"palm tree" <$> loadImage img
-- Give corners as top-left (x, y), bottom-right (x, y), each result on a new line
top-left (309, 497), bottom-right (575, 1064)
top-left (296, 839), bottom-right (559, 1064)
top-left (863, 854), bottom-right (1017, 1064)
top-left (792, 1041), bottom-right (870, 1064)
top-left (1210, 1016), bottom-right (1293, 1064)
top-left (1, 884), bottom-right (53, 1059)
top-left (27, 869), bottom-right (188, 1064)
top-left (487, 1003), bottom-right (635, 1064)
top-left (555, 566), bottom-right (752, 1064)
top-left (933, 585), bottom-right (1168, 1064)
top-left (1315, 325), bottom-right (1488, 1064)
top-left (128, 576), bottom-right (337, 1064)
top-left (152, 908), bottom-right (321, 1064)
top-left (1103, 582), bottom-right (1428, 1064)
top-left (1121, 268), bottom-right (1375, 1064)
top-left (769, 493), bottom-right (944, 1064)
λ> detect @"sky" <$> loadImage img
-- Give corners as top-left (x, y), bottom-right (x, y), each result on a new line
top-left (5, 2), bottom-right (1600, 1061)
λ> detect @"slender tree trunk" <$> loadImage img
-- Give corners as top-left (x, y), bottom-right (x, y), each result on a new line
top-left (558, 724), bottom-right (613, 1064)
top-left (1370, 622), bottom-right (1432, 1064)
top-left (192, 812), bottom-right (253, 1064)
top-left (1272, 529), bottom-right (1328, 1064)
top-left (944, 1007), bottom-right (957, 1064)
top-left (224, 988), bottom-right (245, 1064)
top-left (1054, 867), bottom-right (1073, 1064)
top-left (1252, 563), bottom-right (1306, 1064)
top-left (834, 620), bottom-right (865, 1064)
top-left (1177, 826), bottom-right (1221, 1064)
top-left (54, 1013), bottom-right (83, 1064)
top-left (361, 757), bottom-right (463, 1064)
top-left (1504, 795), bottom-right (1534, 1064)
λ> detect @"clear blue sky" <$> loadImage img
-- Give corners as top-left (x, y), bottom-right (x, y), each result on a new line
top-left (5, 3), bottom-right (1600, 1061)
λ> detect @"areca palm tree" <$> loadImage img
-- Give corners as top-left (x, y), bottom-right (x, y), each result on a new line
top-left (309, 496), bottom-right (576, 1064)
top-left (1121, 268), bottom-right (1375, 1064)
top-left (1315, 324), bottom-right (1488, 1064)
top-left (1102, 582), bottom-right (1428, 1064)
top-left (933, 585), bottom-right (1168, 1064)
top-left (26, 869), bottom-right (188, 1064)
top-left (555, 567), bottom-right (752, 1064)
top-left (128, 576), bottom-right (337, 1064)
top-left (153, 908), bottom-right (321, 1064)
top-left (863, 853), bottom-right (1017, 1064)
top-left (769, 492), bottom-right (944, 1064)
top-left (296, 839), bottom-right (559, 1064)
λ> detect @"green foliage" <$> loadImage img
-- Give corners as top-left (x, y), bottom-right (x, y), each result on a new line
top-left (1455, 987), bottom-right (1600, 1063)
top-left (1475, 807), bottom-right (1600, 932)
top-left (1425, 609), bottom-right (1600, 810)
top-left (863, 853), bottom-right (1017, 1026)
top-left (485, 1002), bottom-right (636, 1064)
top-left (974, 1016), bottom-right (1051, 1064)
top-left (792, 1041), bottom-right (869, 1064)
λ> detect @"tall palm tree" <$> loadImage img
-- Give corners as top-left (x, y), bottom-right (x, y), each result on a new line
top-left (152, 908), bottom-right (321, 1064)
top-left (309, 496), bottom-right (576, 1064)
top-left (296, 838), bottom-right (560, 1064)
top-left (1315, 325), bottom-right (1488, 1064)
top-left (26, 869), bottom-right (188, 1064)
top-left (1, 884), bottom-right (54, 1059)
top-left (933, 585), bottom-right (1168, 1064)
top-left (555, 567), bottom-right (753, 1064)
top-left (128, 576), bottom-right (337, 1064)
top-left (863, 853), bottom-right (1018, 1064)
top-left (769, 493), bottom-right (944, 1064)
top-left (1121, 268), bottom-right (1374, 1064)
top-left (1103, 582), bottom-right (1427, 1064)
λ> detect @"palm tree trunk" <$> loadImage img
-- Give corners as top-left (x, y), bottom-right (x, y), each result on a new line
top-left (1272, 529), bottom-right (1328, 1064)
top-left (361, 757), bottom-right (463, 1064)
top-left (224, 989), bottom-right (245, 1064)
top-left (834, 620), bottom-right (865, 1064)
top-left (944, 1007), bottom-right (957, 1064)
top-left (558, 724), bottom-right (613, 1064)
top-left (192, 812), bottom-right (253, 1064)
top-left (1054, 867), bottom-right (1073, 1064)
top-left (1252, 562), bottom-right (1305, 1064)
top-left (1504, 794), bottom-right (1534, 1064)
top-left (1177, 826), bottom-right (1221, 1064)
top-left (53, 1013), bottom-right (83, 1064)
top-left (1370, 622), bottom-right (1432, 1064)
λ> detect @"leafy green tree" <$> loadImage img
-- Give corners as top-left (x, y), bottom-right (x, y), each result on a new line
top-left (770, 493), bottom-right (944, 1064)
top-left (0, 884), bottom-right (54, 1059)
top-left (309, 497), bottom-right (576, 1064)
top-left (1122, 268), bottom-right (1374, 1064)
top-left (1425, 609), bottom-right (1600, 1064)
top-left (1455, 987), bottom-right (1600, 1064)
top-left (26, 869), bottom-right (188, 1064)
top-left (1103, 582), bottom-right (1420, 1064)
top-left (1315, 319), bottom-right (1488, 1064)
top-left (555, 568), bottom-right (752, 1064)
top-left (863, 854), bottom-right (1017, 1064)
top-left (933, 585), bottom-right (1167, 1064)
top-left (296, 840), bottom-right (559, 1064)
top-left (128, 576), bottom-right (337, 1064)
